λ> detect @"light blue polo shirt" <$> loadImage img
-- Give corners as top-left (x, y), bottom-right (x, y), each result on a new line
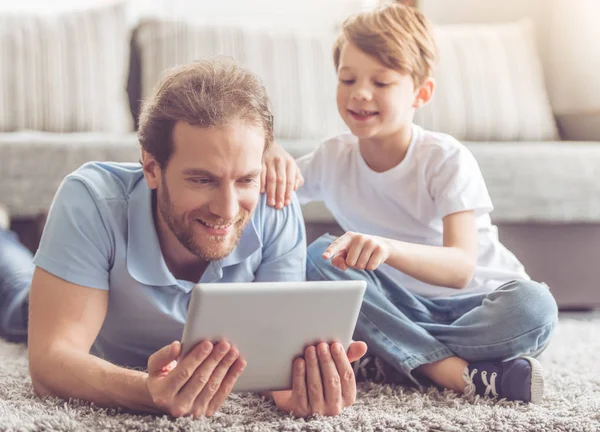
top-left (33, 162), bottom-right (307, 369)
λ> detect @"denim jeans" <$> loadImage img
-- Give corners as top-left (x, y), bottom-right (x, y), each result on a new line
top-left (307, 234), bottom-right (559, 386)
top-left (0, 228), bottom-right (33, 342)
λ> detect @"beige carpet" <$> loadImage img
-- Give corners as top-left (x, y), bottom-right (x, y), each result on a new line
top-left (1, 316), bottom-right (599, 432)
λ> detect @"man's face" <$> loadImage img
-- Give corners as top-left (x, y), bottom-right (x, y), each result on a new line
top-left (148, 119), bottom-right (264, 261)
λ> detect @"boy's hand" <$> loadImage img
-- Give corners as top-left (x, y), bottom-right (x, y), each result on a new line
top-left (146, 340), bottom-right (246, 418)
top-left (270, 341), bottom-right (367, 417)
top-left (323, 232), bottom-right (390, 272)
top-left (261, 144), bottom-right (304, 209)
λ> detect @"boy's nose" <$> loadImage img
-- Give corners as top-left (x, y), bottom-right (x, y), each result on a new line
top-left (351, 87), bottom-right (371, 101)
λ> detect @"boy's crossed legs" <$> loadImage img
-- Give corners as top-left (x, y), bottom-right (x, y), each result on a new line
top-left (308, 234), bottom-right (559, 403)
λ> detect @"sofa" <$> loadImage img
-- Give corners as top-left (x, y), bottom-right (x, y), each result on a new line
top-left (1, 2), bottom-right (599, 309)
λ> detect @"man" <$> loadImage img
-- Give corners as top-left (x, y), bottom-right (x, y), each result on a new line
top-left (0, 204), bottom-right (34, 344)
top-left (0, 59), bottom-right (366, 418)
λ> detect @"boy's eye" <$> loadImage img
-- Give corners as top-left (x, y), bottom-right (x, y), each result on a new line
top-left (339, 78), bottom-right (355, 85)
top-left (374, 82), bottom-right (390, 88)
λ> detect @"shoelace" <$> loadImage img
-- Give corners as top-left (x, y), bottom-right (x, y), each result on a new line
top-left (353, 355), bottom-right (387, 382)
top-left (462, 367), bottom-right (498, 398)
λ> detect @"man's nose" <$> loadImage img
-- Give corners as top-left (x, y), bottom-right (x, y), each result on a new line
top-left (210, 184), bottom-right (239, 221)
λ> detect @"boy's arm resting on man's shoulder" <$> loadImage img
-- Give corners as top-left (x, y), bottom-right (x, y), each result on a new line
top-left (261, 141), bottom-right (327, 208)
top-left (28, 268), bottom-right (157, 412)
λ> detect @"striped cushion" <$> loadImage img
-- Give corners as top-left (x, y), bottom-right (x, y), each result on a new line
top-left (134, 20), bottom-right (347, 139)
top-left (0, 2), bottom-right (131, 133)
top-left (414, 20), bottom-right (558, 141)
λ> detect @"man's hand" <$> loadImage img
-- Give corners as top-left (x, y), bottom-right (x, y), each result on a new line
top-left (271, 341), bottom-right (368, 417)
top-left (146, 340), bottom-right (246, 418)
top-left (261, 144), bottom-right (304, 209)
top-left (323, 232), bottom-right (391, 272)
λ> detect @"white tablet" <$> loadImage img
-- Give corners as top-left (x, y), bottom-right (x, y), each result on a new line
top-left (180, 280), bottom-right (366, 393)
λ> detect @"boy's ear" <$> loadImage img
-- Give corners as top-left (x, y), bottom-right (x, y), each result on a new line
top-left (412, 77), bottom-right (435, 109)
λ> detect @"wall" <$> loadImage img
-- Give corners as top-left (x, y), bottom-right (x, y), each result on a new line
top-left (0, 0), bottom-right (378, 34)
top-left (419, 0), bottom-right (600, 115)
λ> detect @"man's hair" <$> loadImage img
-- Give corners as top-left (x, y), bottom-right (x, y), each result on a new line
top-left (138, 57), bottom-right (274, 169)
top-left (333, 1), bottom-right (438, 87)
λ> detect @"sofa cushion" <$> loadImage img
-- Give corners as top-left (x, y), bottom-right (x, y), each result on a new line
top-left (414, 20), bottom-right (559, 142)
top-left (283, 139), bottom-right (600, 224)
top-left (0, 132), bottom-right (140, 217)
top-left (0, 2), bottom-right (131, 133)
top-left (1, 134), bottom-right (598, 223)
top-left (132, 19), bottom-right (347, 140)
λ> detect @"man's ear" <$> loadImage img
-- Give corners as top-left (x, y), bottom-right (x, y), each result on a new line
top-left (141, 149), bottom-right (160, 190)
top-left (412, 77), bottom-right (435, 109)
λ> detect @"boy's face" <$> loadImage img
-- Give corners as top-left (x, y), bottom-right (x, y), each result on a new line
top-left (336, 42), bottom-right (422, 139)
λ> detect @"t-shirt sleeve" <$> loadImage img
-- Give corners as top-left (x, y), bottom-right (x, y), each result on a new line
top-left (428, 146), bottom-right (494, 219)
top-left (33, 177), bottom-right (113, 290)
top-left (254, 194), bottom-right (306, 282)
top-left (295, 143), bottom-right (326, 205)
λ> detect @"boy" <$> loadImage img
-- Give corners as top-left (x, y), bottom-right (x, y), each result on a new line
top-left (262, 2), bottom-right (558, 403)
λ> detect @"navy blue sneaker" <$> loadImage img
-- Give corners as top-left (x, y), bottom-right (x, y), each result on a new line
top-left (463, 356), bottom-right (544, 403)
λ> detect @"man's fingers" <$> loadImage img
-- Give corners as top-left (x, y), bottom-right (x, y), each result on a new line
top-left (330, 342), bottom-right (357, 407)
top-left (305, 346), bottom-right (325, 414)
top-left (191, 344), bottom-right (239, 417)
top-left (289, 357), bottom-right (309, 417)
top-left (204, 357), bottom-right (246, 416)
top-left (347, 341), bottom-right (368, 363)
top-left (173, 340), bottom-right (225, 404)
top-left (317, 343), bottom-right (343, 414)
top-left (148, 341), bottom-right (180, 376)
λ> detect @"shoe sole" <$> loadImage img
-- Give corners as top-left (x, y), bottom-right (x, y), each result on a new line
top-left (521, 356), bottom-right (544, 403)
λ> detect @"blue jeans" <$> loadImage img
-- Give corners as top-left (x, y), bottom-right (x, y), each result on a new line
top-left (0, 228), bottom-right (34, 342)
top-left (307, 234), bottom-right (559, 386)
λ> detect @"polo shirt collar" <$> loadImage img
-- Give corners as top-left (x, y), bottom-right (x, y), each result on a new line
top-left (126, 179), bottom-right (262, 290)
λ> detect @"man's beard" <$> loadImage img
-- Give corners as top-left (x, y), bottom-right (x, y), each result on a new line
top-left (157, 179), bottom-right (251, 261)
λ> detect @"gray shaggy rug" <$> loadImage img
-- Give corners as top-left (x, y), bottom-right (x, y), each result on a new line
top-left (1, 316), bottom-right (599, 432)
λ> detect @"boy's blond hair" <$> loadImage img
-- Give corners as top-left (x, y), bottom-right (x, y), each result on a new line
top-left (333, 1), bottom-right (438, 87)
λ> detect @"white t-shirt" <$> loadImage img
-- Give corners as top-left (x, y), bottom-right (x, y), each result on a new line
top-left (296, 124), bottom-right (530, 298)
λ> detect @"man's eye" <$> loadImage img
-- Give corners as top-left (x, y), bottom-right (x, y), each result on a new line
top-left (190, 178), bottom-right (213, 185)
top-left (238, 178), bottom-right (257, 185)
